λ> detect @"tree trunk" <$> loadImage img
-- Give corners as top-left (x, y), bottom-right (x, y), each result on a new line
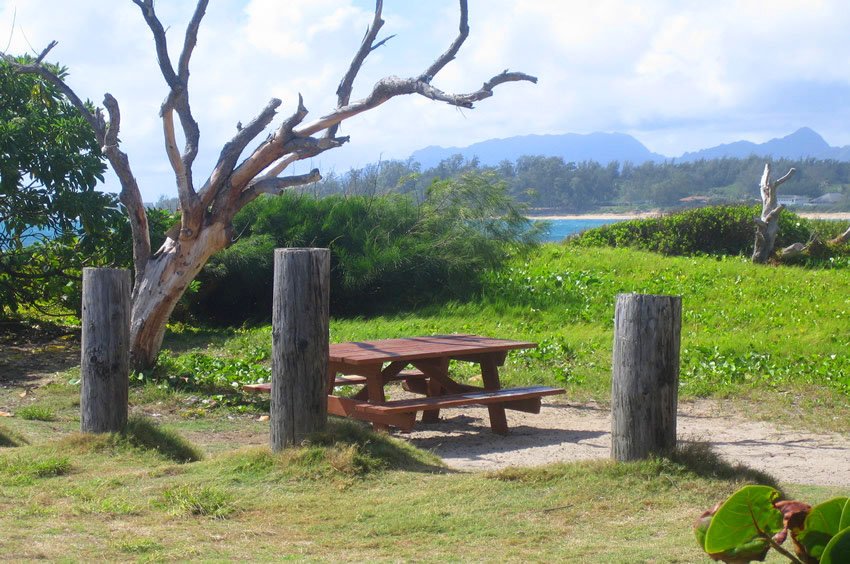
top-left (270, 248), bottom-right (330, 450)
top-left (752, 163), bottom-right (795, 264)
top-left (80, 267), bottom-right (131, 433)
top-left (752, 217), bottom-right (781, 263)
top-left (129, 222), bottom-right (230, 372)
top-left (611, 293), bottom-right (681, 461)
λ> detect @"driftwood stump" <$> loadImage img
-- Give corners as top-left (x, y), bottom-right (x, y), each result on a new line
top-left (611, 293), bottom-right (682, 461)
top-left (270, 248), bottom-right (330, 451)
top-left (80, 267), bottom-right (131, 433)
top-left (831, 225), bottom-right (850, 246)
top-left (752, 163), bottom-right (796, 263)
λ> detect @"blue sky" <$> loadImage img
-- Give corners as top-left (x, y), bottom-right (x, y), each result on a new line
top-left (3, 0), bottom-right (850, 202)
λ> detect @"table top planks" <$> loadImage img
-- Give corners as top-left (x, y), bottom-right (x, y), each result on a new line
top-left (328, 334), bottom-right (536, 365)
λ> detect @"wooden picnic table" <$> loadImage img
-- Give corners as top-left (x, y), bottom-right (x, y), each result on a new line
top-left (248, 334), bottom-right (565, 435)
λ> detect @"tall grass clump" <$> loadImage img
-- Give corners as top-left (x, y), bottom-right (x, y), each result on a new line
top-left (188, 172), bottom-right (543, 323)
top-left (16, 405), bottom-right (56, 421)
top-left (0, 452), bottom-right (71, 484)
top-left (157, 484), bottom-right (236, 519)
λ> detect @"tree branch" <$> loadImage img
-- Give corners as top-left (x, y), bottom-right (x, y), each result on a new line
top-left (34, 40), bottom-right (58, 64)
top-left (327, 0), bottom-right (386, 139)
top-left (134, 0), bottom-right (205, 216)
top-left (764, 203), bottom-right (785, 223)
top-left (419, 0), bottom-right (469, 83)
top-left (131, 0), bottom-right (179, 89)
top-left (177, 0), bottom-right (208, 81)
top-left (199, 98), bottom-right (282, 209)
top-left (208, 0), bottom-right (532, 217)
top-left (247, 169), bottom-right (322, 197)
top-left (102, 94), bottom-right (151, 279)
top-left (299, 0), bottom-right (533, 143)
top-left (760, 163), bottom-right (771, 199)
top-left (162, 108), bottom-right (189, 197)
top-left (1, 50), bottom-right (103, 140)
top-left (830, 224), bottom-right (850, 245)
top-left (229, 95), bottom-right (311, 189)
top-left (296, 70), bottom-right (537, 138)
top-left (773, 167), bottom-right (796, 188)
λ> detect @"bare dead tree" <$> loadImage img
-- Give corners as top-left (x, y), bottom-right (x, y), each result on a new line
top-left (752, 163), bottom-right (796, 263)
top-left (2, 0), bottom-right (537, 370)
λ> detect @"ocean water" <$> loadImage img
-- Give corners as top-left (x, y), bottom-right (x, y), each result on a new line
top-left (532, 218), bottom-right (624, 242)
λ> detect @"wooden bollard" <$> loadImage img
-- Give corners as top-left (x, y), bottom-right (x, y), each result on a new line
top-left (80, 267), bottom-right (131, 433)
top-left (270, 248), bottom-right (330, 451)
top-left (611, 293), bottom-right (681, 461)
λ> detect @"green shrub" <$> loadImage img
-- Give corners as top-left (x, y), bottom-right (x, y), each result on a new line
top-left (189, 172), bottom-right (543, 323)
top-left (572, 205), bottom-right (815, 256)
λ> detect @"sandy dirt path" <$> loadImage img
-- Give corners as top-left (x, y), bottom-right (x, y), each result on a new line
top-left (401, 399), bottom-right (850, 487)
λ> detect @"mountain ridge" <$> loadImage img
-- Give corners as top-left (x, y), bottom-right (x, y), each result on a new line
top-left (409, 127), bottom-right (850, 168)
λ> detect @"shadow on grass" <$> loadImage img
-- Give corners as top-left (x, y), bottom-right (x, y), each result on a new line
top-left (160, 325), bottom-right (243, 354)
top-left (0, 423), bottom-right (28, 447)
top-left (57, 416), bottom-right (203, 464)
top-left (123, 416), bottom-right (204, 463)
top-left (303, 417), bottom-right (448, 474)
top-left (670, 440), bottom-right (779, 489)
top-left (216, 418), bottom-right (447, 483)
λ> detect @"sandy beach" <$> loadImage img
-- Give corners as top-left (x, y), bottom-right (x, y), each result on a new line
top-left (527, 211), bottom-right (662, 220)
top-left (798, 212), bottom-right (850, 220)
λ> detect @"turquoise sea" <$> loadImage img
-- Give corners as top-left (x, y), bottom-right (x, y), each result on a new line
top-left (532, 217), bottom-right (624, 242)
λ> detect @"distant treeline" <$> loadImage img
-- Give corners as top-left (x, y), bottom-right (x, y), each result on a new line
top-left (155, 154), bottom-right (850, 213)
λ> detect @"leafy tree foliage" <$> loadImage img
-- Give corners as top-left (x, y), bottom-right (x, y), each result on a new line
top-left (310, 154), bottom-right (850, 212)
top-left (0, 56), bottom-right (116, 315)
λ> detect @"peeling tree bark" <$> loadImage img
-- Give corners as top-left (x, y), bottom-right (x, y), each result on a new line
top-left (752, 163), bottom-right (796, 264)
top-left (2, 0), bottom-right (537, 371)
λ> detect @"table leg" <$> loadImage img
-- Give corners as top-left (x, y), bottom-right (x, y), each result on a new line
top-left (414, 358), bottom-right (450, 424)
top-left (421, 377), bottom-right (444, 424)
top-left (364, 365), bottom-right (389, 432)
top-left (326, 365), bottom-right (337, 395)
top-left (480, 355), bottom-right (508, 435)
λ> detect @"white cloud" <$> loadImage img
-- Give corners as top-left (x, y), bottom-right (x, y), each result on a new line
top-left (3, 0), bottom-right (850, 198)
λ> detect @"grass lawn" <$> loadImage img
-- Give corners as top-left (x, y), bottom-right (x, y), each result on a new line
top-left (2, 404), bottom-right (848, 562)
top-left (2, 242), bottom-right (849, 560)
top-left (154, 244), bottom-right (850, 433)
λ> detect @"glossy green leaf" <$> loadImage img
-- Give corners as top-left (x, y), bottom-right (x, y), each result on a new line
top-left (821, 526), bottom-right (850, 564)
top-left (797, 497), bottom-right (849, 561)
top-left (704, 485), bottom-right (783, 555)
top-left (840, 499), bottom-right (850, 532)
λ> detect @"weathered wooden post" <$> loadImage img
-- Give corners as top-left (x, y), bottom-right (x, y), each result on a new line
top-left (80, 267), bottom-right (131, 433)
top-left (270, 248), bottom-right (330, 451)
top-left (611, 293), bottom-right (682, 461)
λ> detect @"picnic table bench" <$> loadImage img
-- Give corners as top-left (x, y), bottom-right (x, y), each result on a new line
top-left (245, 334), bottom-right (565, 434)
